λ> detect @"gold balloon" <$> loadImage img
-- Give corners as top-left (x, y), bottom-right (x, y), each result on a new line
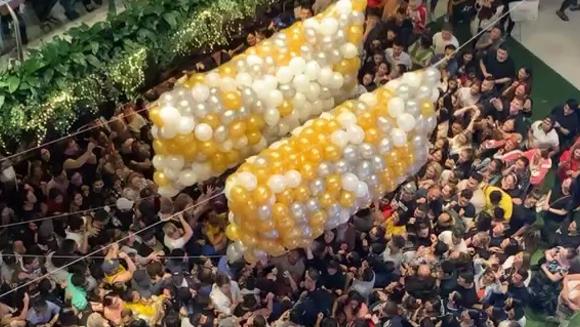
top-left (339, 191), bottom-right (355, 207)
top-left (323, 144), bottom-right (341, 161)
top-left (230, 186), bottom-right (248, 204)
top-left (247, 115), bottom-right (265, 131)
top-left (364, 128), bottom-right (380, 143)
top-left (200, 141), bottom-right (218, 156)
top-left (221, 90), bottom-right (242, 110)
top-left (272, 203), bottom-right (290, 223)
top-left (229, 121), bottom-right (247, 138)
top-left (225, 150), bottom-right (241, 165)
top-left (218, 64), bottom-right (237, 77)
top-left (152, 139), bottom-right (169, 155)
top-left (294, 186), bottom-right (311, 202)
top-left (278, 100), bottom-right (294, 116)
top-left (153, 171), bottom-right (170, 187)
top-left (149, 107), bottom-right (163, 127)
top-left (247, 131), bottom-right (262, 145)
top-left (347, 25), bottom-right (364, 44)
top-left (420, 100), bottom-right (435, 116)
top-left (253, 185), bottom-right (271, 204)
top-left (325, 174), bottom-right (341, 192)
top-left (202, 114), bottom-right (221, 129)
top-left (277, 189), bottom-right (294, 206)
top-left (319, 192), bottom-right (334, 208)
top-left (352, 0), bottom-right (367, 12)
top-left (301, 163), bottom-right (317, 180)
top-left (226, 224), bottom-right (240, 241)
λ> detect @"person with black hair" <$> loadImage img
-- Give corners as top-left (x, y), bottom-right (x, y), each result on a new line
top-left (557, 0), bottom-right (580, 21)
top-left (409, 33), bottom-right (435, 68)
top-left (293, 268), bottom-right (333, 326)
top-left (479, 45), bottom-right (515, 91)
top-left (385, 39), bottom-right (412, 70)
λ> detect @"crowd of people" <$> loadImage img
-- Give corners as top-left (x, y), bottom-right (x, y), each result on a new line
top-left (0, 0), bottom-right (579, 326)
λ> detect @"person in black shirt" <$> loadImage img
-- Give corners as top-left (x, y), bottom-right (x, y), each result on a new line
top-left (479, 45), bottom-right (515, 91)
top-left (451, 189), bottom-right (476, 221)
top-left (550, 99), bottom-right (579, 148)
top-left (454, 272), bottom-right (478, 308)
top-left (508, 190), bottom-right (540, 237)
top-left (293, 269), bottom-right (334, 326)
top-left (321, 260), bottom-right (347, 292)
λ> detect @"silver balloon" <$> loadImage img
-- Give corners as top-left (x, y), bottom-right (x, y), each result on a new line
top-left (264, 230), bottom-right (279, 239)
top-left (343, 145), bottom-right (359, 162)
top-left (194, 103), bottom-right (209, 118)
top-left (371, 155), bottom-right (385, 171)
top-left (280, 84), bottom-right (296, 98)
top-left (377, 116), bottom-right (393, 133)
top-left (406, 100), bottom-right (420, 116)
top-left (359, 143), bottom-right (374, 159)
top-left (318, 162), bottom-right (332, 177)
top-left (253, 100), bottom-right (265, 114)
top-left (378, 138), bottom-right (393, 155)
top-left (358, 193), bottom-right (373, 208)
top-left (338, 209), bottom-right (351, 224)
top-left (222, 110), bottom-right (236, 125)
top-left (412, 135), bottom-right (426, 150)
top-left (254, 157), bottom-right (268, 167)
top-left (424, 67), bottom-right (441, 86)
top-left (396, 84), bottom-right (412, 100)
top-left (315, 52), bottom-right (327, 65)
top-left (250, 64), bottom-right (263, 77)
top-left (417, 85), bottom-right (432, 100)
top-left (214, 126), bottom-right (228, 142)
top-left (336, 30), bottom-right (346, 43)
top-left (367, 174), bottom-right (379, 188)
top-left (210, 87), bottom-right (219, 96)
top-left (310, 178), bottom-right (325, 196)
top-left (226, 242), bottom-right (244, 263)
top-left (335, 160), bottom-right (350, 174)
top-left (306, 199), bottom-right (320, 213)
top-left (238, 106), bottom-right (250, 118)
top-left (426, 116), bottom-right (437, 132)
top-left (236, 59), bottom-right (247, 72)
top-left (301, 225), bottom-right (312, 238)
top-left (328, 204), bottom-right (341, 220)
top-left (258, 205), bottom-right (272, 220)
top-left (320, 87), bottom-right (332, 99)
top-left (242, 88), bottom-right (256, 106)
top-left (351, 11), bottom-right (365, 25)
top-left (207, 94), bottom-right (221, 107)
top-left (356, 161), bottom-right (372, 179)
top-left (291, 203), bottom-right (306, 218)
top-left (329, 49), bottom-right (341, 64)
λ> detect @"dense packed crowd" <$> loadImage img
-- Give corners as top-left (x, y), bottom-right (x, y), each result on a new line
top-left (0, 0), bottom-right (579, 326)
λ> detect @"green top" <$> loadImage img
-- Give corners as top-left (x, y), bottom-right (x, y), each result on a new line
top-left (408, 41), bottom-right (434, 69)
top-left (66, 273), bottom-right (88, 311)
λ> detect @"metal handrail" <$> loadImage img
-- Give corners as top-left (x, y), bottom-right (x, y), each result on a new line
top-left (0, 0), bottom-right (24, 61)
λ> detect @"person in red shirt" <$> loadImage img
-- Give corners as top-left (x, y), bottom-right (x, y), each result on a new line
top-left (408, 0), bottom-right (428, 34)
top-left (559, 138), bottom-right (580, 182)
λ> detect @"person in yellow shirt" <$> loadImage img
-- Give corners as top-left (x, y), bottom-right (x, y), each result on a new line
top-left (483, 184), bottom-right (513, 221)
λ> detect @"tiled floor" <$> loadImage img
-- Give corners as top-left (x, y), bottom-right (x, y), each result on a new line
top-left (512, 0), bottom-right (580, 89)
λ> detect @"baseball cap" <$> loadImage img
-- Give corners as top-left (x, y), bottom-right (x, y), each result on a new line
top-left (116, 197), bottom-right (134, 211)
top-left (131, 269), bottom-right (153, 298)
top-left (101, 259), bottom-right (120, 276)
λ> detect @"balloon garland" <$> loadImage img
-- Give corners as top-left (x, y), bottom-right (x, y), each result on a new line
top-left (150, 0), bottom-right (367, 197)
top-left (224, 69), bottom-right (441, 262)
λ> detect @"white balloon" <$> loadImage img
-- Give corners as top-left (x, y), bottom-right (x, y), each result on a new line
top-left (158, 186), bottom-right (179, 198)
top-left (337, 111), bottom-right (357, 127)
top-left (160, 106), bottom-right (180, 126)
top-left (320, 17), bottom-right (339, 36)
top-left (285, 170), bottom-right (302, 188)
top-left (329, 72), bottom-right (344, 90)
top-left (160, 127), bottom-right (177, 139)
top-left (318, 67), bottom-right (334, 86)
top-left (289, 57), bottom-right (306, 73)
top-left (304, 61), bottom-right (321, 81)
top-left (268, 174), bottom-right (287, 193)
top-left (246, 54), bottom-right (263, 67)
top-left (336, 0), bottom-right (353, 14)
top-left (191, 84), bottom-right (210, 102)
top-left (359, 92), bottom-right (378, 107)
top-left (252, 80), bottom-right (267, 96)
top-left (205, 72), bottom-right (221, 87)
top-left (347, 125), bottom-right (365, 144)
top-left (306, 83), bottom-right (321, 101)
top-left (220, 77), bottom-right (237, 92)
top-left (177, 117), bottom-right (195, 134)
top-left (237, 172), bottom-right (258, 191)
top-left (264, 108), bottom-right (281, 126)
top-left (276, 66), bottom-right (294, 84)
top-left (178, 170), bottom-right (198, 186)
top-left (293, 92), bottom-right (307, 109)
top-left (397, 113), bottom-right (417, 132)
top-left (402, 71), bottom-right (422, 89)
top-left (391, 128), bottom-right (408, 147)
top-left (235, 72), bottom-right (253, 87)
top-left (263, 75), bottom-right (278, 91)
top-left (330, 130), bottom-right (349, 148)
top-left (341, 173), bottom-right (359, 192)
top-left (355, 181), bottom-right (369, 197)
top-left (152, 155), bottom-right (164, 169)
top-left (293, 74), bottom-right (310, 93)
top-left (194, 123), bottom-right (213, 142)
top-left (265, 90), bottom-right (284, 108)
top-left (166, 155), bottom-right (185, 171)
top-left (340, 43), bottom-right (358, 59)
top-left (388, 97), bottom-right (405, 117)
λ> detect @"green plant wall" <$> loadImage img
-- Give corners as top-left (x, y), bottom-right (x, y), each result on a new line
top-left (0, 0), bottom-right (277, 152)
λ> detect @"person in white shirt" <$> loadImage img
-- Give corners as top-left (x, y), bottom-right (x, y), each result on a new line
top-left (527, 117), bottom-right (560, 153)
top-left (210, 273), bottom-right (243, 316)
top-left (456, 80), bottom-right (482, 108)
top-left (432, 23), bottom-right (459, 55)
top-left (162, 213), bottom-right (194, 251)
top-left (385, 41), bottom-right (412, 70)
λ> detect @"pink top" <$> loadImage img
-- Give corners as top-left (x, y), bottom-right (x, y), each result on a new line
top-left (501, 149), bottom-right (552, 186)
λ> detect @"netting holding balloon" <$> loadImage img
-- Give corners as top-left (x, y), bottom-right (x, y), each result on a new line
top-left (225, 68), bottom-right (441, 263)
top-left (150, 0), bottom-right (368, 197)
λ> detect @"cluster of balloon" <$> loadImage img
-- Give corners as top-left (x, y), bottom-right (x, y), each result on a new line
top-left (225, 68), bottom-right (441, 263)
top-left (149, 0), bottom-right (367, 197)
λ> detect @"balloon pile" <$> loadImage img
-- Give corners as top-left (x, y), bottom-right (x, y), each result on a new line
top-left (225, 68), bottom-right (441, 262)
top-left (150, 0), bottom-right (367, 197)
